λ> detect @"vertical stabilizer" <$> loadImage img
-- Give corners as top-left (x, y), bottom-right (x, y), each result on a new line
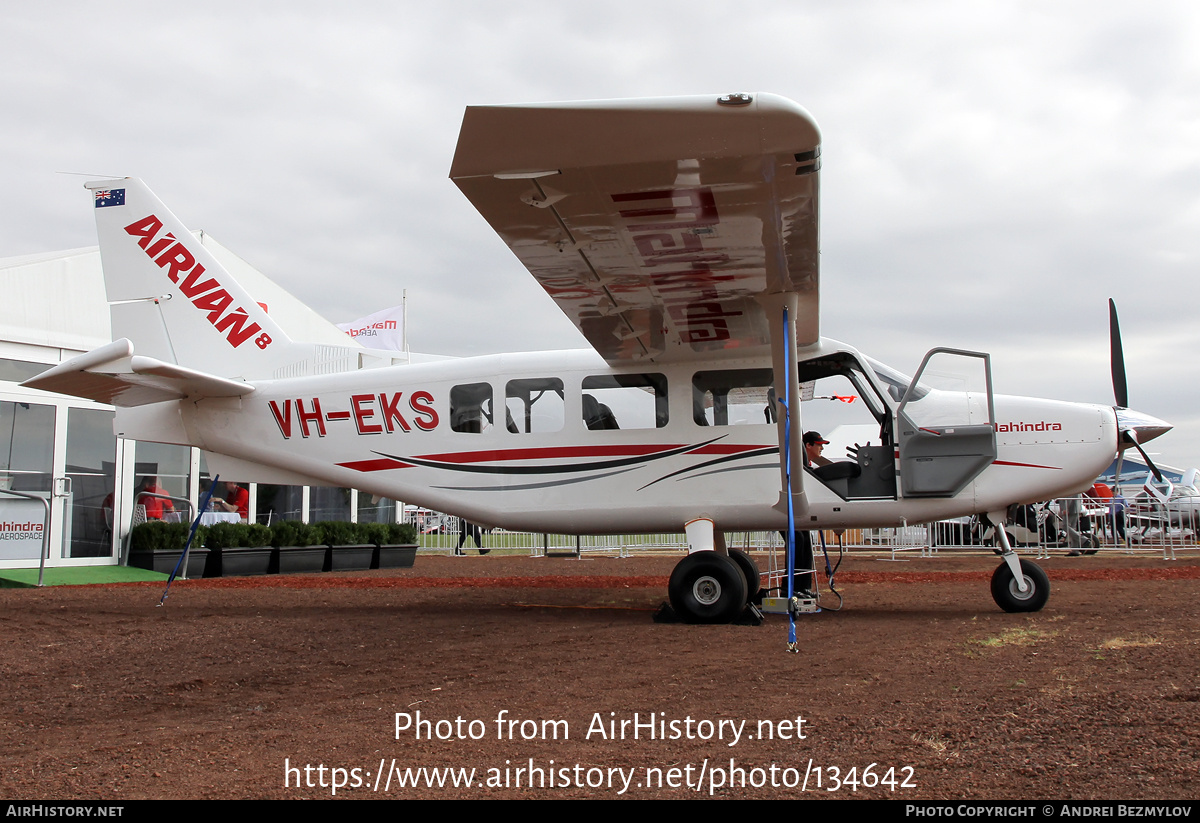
top-left (86, 178), bottom-right (302, 380)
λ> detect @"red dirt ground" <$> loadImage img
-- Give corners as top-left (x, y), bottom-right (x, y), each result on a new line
top-left (3, 550), bottom-right (1198, 800)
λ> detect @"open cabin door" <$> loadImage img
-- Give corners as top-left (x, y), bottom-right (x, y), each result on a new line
top-left (896, 348), bottom-right (997, 498)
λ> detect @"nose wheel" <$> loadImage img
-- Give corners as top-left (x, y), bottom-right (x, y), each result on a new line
top-left (990, 558), bottom-right (1050, 612)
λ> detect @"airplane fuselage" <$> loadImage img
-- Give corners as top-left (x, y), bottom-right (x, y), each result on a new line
top-left (150, 338), bottom-right (1118, 534)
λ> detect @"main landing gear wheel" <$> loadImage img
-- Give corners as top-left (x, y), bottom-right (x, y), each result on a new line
top-left (727, 549), bottom-right (762, 605)
top-left (668, 552), bottom-right (748, 624)
top-left (990, 559), bottom-right (1050, 613)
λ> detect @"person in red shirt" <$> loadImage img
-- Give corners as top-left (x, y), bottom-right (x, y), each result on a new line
top-left (136, 477), bottom-right (174, 520)
top-left (214, 481), bottom-right (250, 520)
top-left (1087, 481), bottom-right (1123, 541)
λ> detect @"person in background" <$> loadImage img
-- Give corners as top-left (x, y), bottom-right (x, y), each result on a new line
top-left (1088, 480), bottom-right (1125, 541)
top-left (213, 481), bottom-right (250, 520)
top-left (455, 517), bottom-right (489, 556)
top-left (136, 476), bottom-right (174, 520)
top-left (803, 431), bottom-right (831, 468)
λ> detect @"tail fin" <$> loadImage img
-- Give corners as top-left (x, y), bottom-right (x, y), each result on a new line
top-left (87, 178), bottom-right (299, 380)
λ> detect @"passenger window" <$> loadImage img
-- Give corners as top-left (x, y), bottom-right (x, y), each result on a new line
top-left (450, 383), bottom-right (493, 433)
top-left (692, 369), bottom-right (775, 426)
top-left (505, 378), bottom-right (564, 434)
top-left (582, 374), bottom-right (668, 430)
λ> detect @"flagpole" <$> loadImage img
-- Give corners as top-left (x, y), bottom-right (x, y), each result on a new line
top-left (402, 289), bottom-right (409, 362)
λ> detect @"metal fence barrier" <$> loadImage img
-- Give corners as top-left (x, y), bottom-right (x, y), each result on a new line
top-left (413, 493), bottom-right (1197, 561)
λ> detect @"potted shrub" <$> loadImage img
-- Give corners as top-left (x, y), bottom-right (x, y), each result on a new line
top-left (365, 522), bottom-right (419, 568)
top-left (269, 520), bottom-right (325, 574)
top-left (128, 520), bottom-right (209, 578)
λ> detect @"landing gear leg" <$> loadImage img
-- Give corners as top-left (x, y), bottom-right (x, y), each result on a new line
top-left (684, 517), bottom-right (717, 554)
top-left (989, 513), bottom-right (1050, 613)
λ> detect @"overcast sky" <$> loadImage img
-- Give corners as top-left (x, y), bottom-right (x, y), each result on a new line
top-left (4, 1), bottom-right (1199, 469)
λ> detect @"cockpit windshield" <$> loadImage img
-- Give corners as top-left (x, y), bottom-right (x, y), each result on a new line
top-left (865, 356), bottom-right (928, 404)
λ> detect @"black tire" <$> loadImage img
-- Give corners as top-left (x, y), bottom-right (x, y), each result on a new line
top-left (990, 559), bottom-right (1050, 613)
top-left (668, 552), bottom-right (748, 624)
top-left (727, 549), bottom-right (762, 604)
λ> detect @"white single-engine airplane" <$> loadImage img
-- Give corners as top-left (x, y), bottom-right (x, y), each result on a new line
top-left (28, 93), bottom-right (1170, 622)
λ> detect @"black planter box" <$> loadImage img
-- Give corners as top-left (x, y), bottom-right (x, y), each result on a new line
top-left (209, 546), bottom-right (273, 577)
top-left (374, 544), bottom-right (418, 569)
top-left (327, 544), bottom-right (374, 571)
top-left (129, 547), bottom-right (209, 578)
top-left (272, 546), bottom-right (326, 574)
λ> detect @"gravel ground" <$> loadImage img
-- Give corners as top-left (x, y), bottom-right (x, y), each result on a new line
top-left (3, 551), bottom-right (1197, 799)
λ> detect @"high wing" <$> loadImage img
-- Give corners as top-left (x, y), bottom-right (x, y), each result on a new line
top-left (450, 93), bottom-right (821, 364)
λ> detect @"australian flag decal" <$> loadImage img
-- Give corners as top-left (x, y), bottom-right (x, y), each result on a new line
top-left (94, 189), bottom-right (125, 208)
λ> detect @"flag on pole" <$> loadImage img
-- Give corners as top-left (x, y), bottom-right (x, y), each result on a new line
top-left (337, 305), bottom-right (405, 351)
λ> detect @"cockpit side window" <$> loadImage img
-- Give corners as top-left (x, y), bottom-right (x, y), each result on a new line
top-left (450, 383), bottom-right (493, 434)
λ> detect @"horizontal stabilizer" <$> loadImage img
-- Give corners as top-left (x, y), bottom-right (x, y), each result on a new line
top-left (22, 337), bottom-right (254, 406)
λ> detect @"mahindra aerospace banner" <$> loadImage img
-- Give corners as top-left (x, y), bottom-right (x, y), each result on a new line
top-left (0, 498), bottom-right (47, 560)
top-left (337, 306), bottom-right (404, 351)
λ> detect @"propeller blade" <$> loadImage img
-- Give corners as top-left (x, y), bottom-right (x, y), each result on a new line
top-left (1132, 441), bottom-right (1164, 484)
top-left (1110, 302), bottom-right (1169, 484)
top-left (1109, 298), bottom-right (1129, 409)
top-left (1122, 428), bottom-right (1164, 483)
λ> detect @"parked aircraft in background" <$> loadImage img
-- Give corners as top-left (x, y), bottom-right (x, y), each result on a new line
top-left (26, 94), bottom-right (1170, 622)
top-left (1128, 469), bottom-right (1200, 534)
top-left (1098, 459), bottom-right (1187, 488)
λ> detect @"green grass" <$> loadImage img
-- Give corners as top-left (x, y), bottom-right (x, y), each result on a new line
top-left (0, 566), bottom-right (169, 588)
